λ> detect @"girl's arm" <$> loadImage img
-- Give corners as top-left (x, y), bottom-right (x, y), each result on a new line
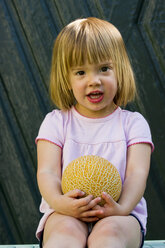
top-left (37, 140), bottom-right (102, 221)
top-left (117, 143), bottom-right (151, 214)
top-left (93, 143), bottom-right (151, 217)
top-left (37, 140), bottom-right (63, 208)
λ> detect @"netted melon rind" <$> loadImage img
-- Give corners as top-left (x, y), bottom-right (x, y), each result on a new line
top-left (62, 155), bottom-right (122, 205)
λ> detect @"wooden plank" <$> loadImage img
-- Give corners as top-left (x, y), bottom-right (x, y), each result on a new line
top-left (144, 240), bottom-right (165, 247)
top-left (11, 0), bottom-right (55, 85)
top-left (127, 0), bottom-right (165, 239)
top-left (0, 0), bottom-right (50, 242)
top-left (0, 241), bottom-right (165, 248)
top-left (0, 0), bottom-right (50, 158)
top-left (0, 246), bottom-right (38, 248)
top-left (0, 79), bottom-right (41, 243)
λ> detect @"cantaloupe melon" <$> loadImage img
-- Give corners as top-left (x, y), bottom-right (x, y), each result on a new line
top-left (62, 155), bottom-right (122, 205)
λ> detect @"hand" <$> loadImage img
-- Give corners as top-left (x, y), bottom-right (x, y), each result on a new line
top-left (92, 192), bottom-right (124, 219)
top-left (55, 189), bottom-right (103, 222)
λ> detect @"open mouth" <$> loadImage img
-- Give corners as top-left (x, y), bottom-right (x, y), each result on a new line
top-left (87, 91), bottom-right (104, 103)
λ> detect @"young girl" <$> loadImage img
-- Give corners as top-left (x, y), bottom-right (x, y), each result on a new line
top-left (36, 17), bottom-right (154, 248)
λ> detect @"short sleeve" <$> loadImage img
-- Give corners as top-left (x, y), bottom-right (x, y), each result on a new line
top-left (35, 110), bottom-right (64, 148)
top-left (125, 112), bottom-right (154, 152)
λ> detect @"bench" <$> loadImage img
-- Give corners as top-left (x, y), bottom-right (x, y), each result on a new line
top-left (0, 241), bottom-right (165, 247)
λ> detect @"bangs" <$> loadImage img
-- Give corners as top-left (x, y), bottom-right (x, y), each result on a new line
top-left (66, 21), bottom-right (113, 68)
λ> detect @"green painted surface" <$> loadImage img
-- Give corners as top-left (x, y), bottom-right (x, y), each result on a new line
top-left (143, 240), bottom-right (165, 247)
top-left (0, 241), bottom-right (165, 248)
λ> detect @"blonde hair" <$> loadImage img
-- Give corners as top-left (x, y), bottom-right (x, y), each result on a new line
top-left (50, 17), bottom-right (136, 110)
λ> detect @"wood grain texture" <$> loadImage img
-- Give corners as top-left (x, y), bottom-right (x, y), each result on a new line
top-left (0, 0), bottom-right (164, 244)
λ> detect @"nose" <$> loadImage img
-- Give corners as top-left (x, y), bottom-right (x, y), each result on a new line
top-left (87, 73), bottom-right (101, 86)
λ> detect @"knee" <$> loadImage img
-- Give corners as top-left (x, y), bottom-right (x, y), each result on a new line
top-left (43, 214), bottom-right (88, 247)
top-left (88, 218), bottom-right (122, 245)
top-left (60, 218), bottom-right (88, 242)
top-left (100, 219), bottom-right (121, 237)
top-left (44, 218), bottom-right (87, 248)
top-left (58, 218), bottom-right (81, 236)
top-left (59, 219), bottom-right (73, 233)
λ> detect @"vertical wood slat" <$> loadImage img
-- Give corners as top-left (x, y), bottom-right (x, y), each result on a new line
top-left (0, 0), bottom-right (165, 243)
top-left (0, 76), bottom-right (41, 243)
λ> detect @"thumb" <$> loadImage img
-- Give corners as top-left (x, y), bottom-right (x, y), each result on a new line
top-left (65, 189), bottom-right (85, 198)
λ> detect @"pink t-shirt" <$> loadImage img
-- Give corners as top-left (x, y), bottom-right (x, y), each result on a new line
top-left (35, 106), bottom-right (154, 239)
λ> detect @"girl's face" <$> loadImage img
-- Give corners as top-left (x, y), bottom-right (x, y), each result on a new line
top-left (69, 60), bottom-right (117, 118)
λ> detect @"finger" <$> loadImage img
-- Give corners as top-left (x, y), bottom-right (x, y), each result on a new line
top-left (76, 194), bottom-right (94, 207)
top-left (80, 197), bottom-right (101, 211)
top-left (92, 205), bottom-right (102, 210)
top-left (65, 189), bottom-right (85, 198)
top-left (80, 217), bottom-right (99, 222)
top-left (102, 192), bottom-right (114, 204)
top-left (93, 197), bottom-right (102, 206)
top-left (81, 209), bottom-right (103, 218)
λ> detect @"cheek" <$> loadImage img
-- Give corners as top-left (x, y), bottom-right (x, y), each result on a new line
top-left (71, 85), bottom-right (82, 101)
top-left (112, 76), bottom-right (118, 91)
top-left (114, 81), bottom-right (118, 92)
top-left (71, 80), bottom-right (84, 93)
top-left (107, 78), bottom-right (117, 92)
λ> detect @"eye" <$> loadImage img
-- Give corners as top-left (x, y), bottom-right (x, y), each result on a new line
top-left (100, 66), bottom-right (110, 72)
top-left (76, 70), bottom-right (85, 76)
